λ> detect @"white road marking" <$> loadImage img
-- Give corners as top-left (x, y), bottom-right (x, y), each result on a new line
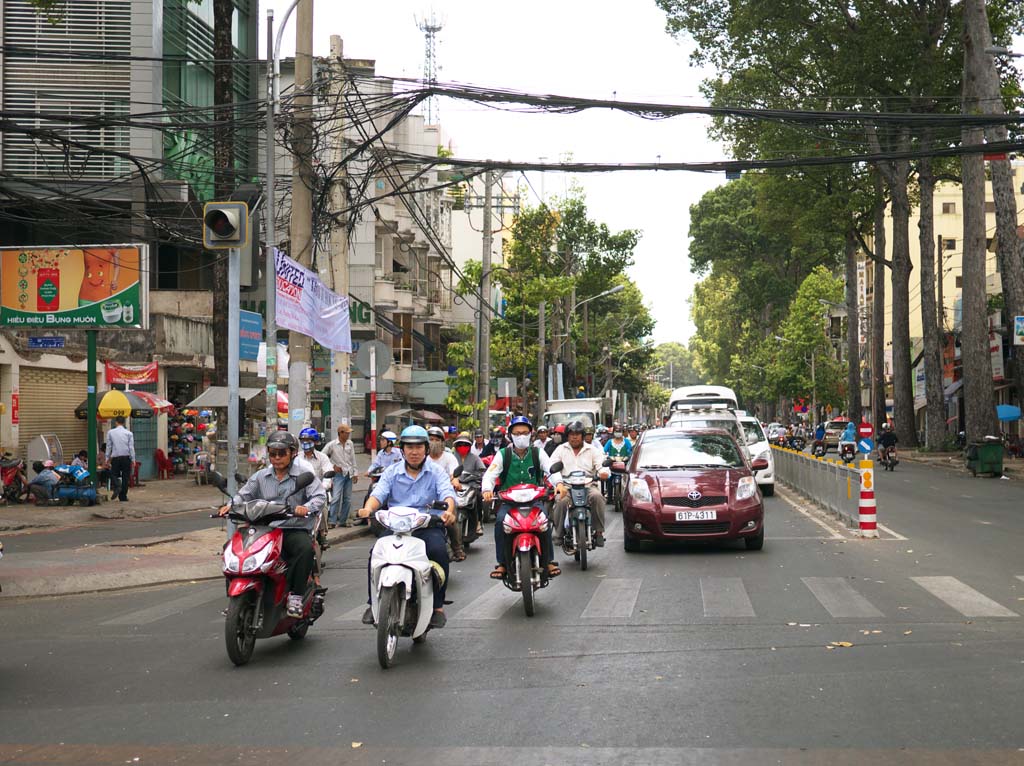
top-left (876, 523), bottom-right (907, 540)
top-left (802, 577), bottom-right (884, 619)
top-left (912, 576), bottom-right (1018, 618)
top-left (775, 490), bottom-right (845, 539)
top-left (102, 586), bottom-right (223, 626)
top-left (581, 578), bottom-right (642, 621)
top-left (452, 583), bottom-right (520, 620)
top-left (337, 603), bottom-right (372, 622)
top-left (700, 577), bottom-right (755, 618)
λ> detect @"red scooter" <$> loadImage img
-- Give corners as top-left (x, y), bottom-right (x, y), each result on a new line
top-left (210, 471), bottom-right (327, 666)
top-left (1, 454), bottom-right (27, 504)
top-left (496, 460), bottom-right (562, 617)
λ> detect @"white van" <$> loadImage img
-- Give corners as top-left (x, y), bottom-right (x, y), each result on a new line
top-left (543, 398), bottom-right (606, 429)
top-left (668, 385), bottom-right (739, 412)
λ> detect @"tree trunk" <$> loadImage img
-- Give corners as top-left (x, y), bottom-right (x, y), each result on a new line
top-left (211, 0), bottom-right (234, 388)
top-left (872, 176), bottom-right (888, 431)
top-left (961, 0), bottom-right (999, 440)
top-left (917, 156), bottom-right (946, 449)
top-left (890, 145), bottom-right (918, 448)
top-left (845, 228), bottom-right (862, 421)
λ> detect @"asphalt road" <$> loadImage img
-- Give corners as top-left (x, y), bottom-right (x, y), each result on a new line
top-left (1, 469), bottom-right (1023, 765)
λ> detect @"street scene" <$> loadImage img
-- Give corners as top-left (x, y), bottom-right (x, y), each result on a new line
top-left (3, 0), bottom-right (1024, 764)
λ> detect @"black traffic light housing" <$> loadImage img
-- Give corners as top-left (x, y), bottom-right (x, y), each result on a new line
top-left (202, 201), bottom-right (250, 249)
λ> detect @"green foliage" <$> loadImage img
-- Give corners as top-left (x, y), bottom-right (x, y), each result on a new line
top-left (444, 326), bottom-right (479, 431)
top-left (653, 342), bottom-right (699, 388)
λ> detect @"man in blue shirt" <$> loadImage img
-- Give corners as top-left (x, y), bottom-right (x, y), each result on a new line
top-left (357, 425), bottom-right (456, 628)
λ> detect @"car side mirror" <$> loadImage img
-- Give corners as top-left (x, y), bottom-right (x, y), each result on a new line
top-left (750, 458), bottom-right (769, 471)
top-left (549, 461), bottom-right (563, 473)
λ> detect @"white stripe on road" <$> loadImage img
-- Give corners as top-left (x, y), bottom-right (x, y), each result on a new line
top-left (337, 602), bottom-right (372, 622)
top-left (581, 578), bottom-right (642, 621)
top-left (452, 583), bottom-right (520, 620)
top-left (912, 576), bottom-right (1018, 618)
top-left (700, 577), bottom-right (755, 618)
top-left (101, 586), bottom-right (223, 626)
top-left (802, 577), bottom-right (884, 619)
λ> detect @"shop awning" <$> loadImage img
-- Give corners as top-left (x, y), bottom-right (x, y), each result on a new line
top-left (186, 386), bottom-right (265, 408)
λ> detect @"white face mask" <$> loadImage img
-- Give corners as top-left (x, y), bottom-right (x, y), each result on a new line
top-left (613, 431), bottom-right (623, 439)
top-left (511, 434), bottom-right (531, 450)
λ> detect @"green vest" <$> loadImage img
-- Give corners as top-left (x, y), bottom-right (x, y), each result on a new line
top-left (500, 446), bottom-right (542, 487)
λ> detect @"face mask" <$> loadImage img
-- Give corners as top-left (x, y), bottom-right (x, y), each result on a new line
top-left (512, 434), bottom-right (531, 450)
top-left (613, 431), bottom-right (623, 439)
top-left (300, 441), bottom-right (313, 452)
top-left (429, 440), bottom-right (444, 458)
top-left (455, 445), bottom-right (471, 458)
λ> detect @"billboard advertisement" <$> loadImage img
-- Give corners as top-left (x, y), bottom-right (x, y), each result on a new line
top-left (0, 245), bottom-right (148, 329)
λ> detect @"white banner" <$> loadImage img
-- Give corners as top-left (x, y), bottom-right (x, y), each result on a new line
top-left (990, 331), bottom-right (1005, 382)
top-left (274, 248), bottom-right (352, 352)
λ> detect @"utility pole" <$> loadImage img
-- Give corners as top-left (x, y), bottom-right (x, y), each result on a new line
top-left (264, 9), bottom-right (278, 429)
top-left (477, 170), bottom-right (493, 427)
top-left (537, 301), bottom-right (546, 418)
top-left (327, 35), bottom-right (350, 430)
top-left (287, 0), bottom-right (314, 435)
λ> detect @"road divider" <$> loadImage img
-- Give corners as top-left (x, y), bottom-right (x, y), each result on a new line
top-left (771, 446), bottom-right (877, 536)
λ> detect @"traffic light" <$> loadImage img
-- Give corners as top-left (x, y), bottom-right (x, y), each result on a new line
top-left (202, 201), bottom-right (249, 249)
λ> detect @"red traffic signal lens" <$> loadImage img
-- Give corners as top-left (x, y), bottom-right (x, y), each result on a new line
top-left (204, 210), bottom-right (236, 237)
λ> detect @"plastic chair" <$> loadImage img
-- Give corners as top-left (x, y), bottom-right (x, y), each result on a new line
top-left (188, 451), bottom-right (211, 485)
top-left (130, 461), bottom-right (141, 488)
top-left (154, 449), bottom-right (174, 479)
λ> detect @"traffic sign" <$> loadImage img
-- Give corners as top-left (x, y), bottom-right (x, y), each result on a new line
top-left (858, 437), bottom-right (874, 454)
top-left (355, 340), bottom-right (391, 378)
top-left (857, 422), bottom-right (874, 438)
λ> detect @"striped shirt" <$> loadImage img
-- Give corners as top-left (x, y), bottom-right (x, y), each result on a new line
top-left (105, 425), bottom-right (135, 463)
top-left (323, 437), bottom-right (357, 477)
top-left (231, 455), bottom-right (327, 531)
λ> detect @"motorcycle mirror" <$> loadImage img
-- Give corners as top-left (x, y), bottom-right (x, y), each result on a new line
top-left (452, 465), bottom-right (463, 478)
top-left (209, 471), bottom-right (229, 493)
top-left (293, 472), bottom-right (315, 491)
top-left (549, 461), bottom-right (563, 473)
top-left (602, 457), bottom-right (613, 467)
top-left (324, 470), bottom-right (336, 479)
top-left (234, 472), bottom-right (247, 486)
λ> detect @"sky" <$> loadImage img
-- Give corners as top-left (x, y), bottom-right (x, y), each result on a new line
top-left (261, 0), bottom-right (729, 345)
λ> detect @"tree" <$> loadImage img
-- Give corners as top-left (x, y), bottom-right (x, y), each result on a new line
top-left (653, 343), bottom-right (698, 389)
top-left (444, 326), bottom-right (480, 431)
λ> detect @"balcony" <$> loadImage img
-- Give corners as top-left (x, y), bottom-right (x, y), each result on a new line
top-left (391, 362), bottom-right (412, 383)
top-left (394, 284), bottom-right (414, 312)
top-left (374, 277), bottom-right (395, 307)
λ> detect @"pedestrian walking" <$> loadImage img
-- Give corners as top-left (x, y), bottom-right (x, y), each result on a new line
top-left (105, 416), bottom-right (135, 502)
top-left (323, 423), bottom-right (358, 527)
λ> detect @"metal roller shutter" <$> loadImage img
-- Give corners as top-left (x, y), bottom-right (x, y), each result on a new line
top-left (18, 367), bottom-right (89, 463)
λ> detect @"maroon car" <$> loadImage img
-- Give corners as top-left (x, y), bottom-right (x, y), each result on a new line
top-left (616, 427), bottom-right (767, 552)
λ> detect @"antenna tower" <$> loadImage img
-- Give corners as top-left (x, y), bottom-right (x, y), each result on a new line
top-left (415, 11), bottom-right (444, 125)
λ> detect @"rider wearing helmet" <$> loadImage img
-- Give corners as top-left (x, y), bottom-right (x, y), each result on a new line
top-left (367, 429), bottom-right (403, 474)
top-left (480, 427), bottom-right (508, 459)
top-left (218, 430), bottom-right (327, 618)
top-left (550, 420), bottom-right (611, 549)
top-left (357, 425), bottom-right (456, 628)
top-left (482, 415), bottom-right (559, 580)
top-left (299, 427), bottom-right (333, 545)
top-left (532, 424), bottom-right (550, 452)
top-left (545, 423), bottom-right (566, 456)
top-left (453, 431), bottom-right (487, 538)
top-left (878, 421), bottom-right (898, 457)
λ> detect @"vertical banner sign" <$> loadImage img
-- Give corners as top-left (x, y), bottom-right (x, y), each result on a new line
top-left (1015, 316), bottom-right (1024, 346)
top-left (238, 310), bottom-right (263, 361)
top-left (11, 390), bottom-right (18, 425)
top-left (0, 246), bottom-right (148, 328)
top-left (273, 248), bottom-right (352, 352)
top-left (990, 331), bottom-right (1005, 382)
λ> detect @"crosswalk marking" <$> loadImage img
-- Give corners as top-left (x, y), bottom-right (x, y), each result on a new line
top-left (453, 583), bottom-right (520, 620)
top-left (802, 577), bottom-right (884, 619)
top-left (337, 602), bottom-right (372, 622)
top-left (700, 577), bottom-right (755, 618)
top-left (912, 576), bottom-right (1018, 618)
top-left (581, 578), bottom-right (642, 620)
top-left (102, 587), bottom-right (223, 626)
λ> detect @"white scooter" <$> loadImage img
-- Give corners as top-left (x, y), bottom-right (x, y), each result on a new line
top-left (368, 505), bottom-right (446, 669)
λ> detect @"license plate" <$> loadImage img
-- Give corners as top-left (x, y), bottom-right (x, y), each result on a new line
top-left (675, 510), bottom-right (717, 521)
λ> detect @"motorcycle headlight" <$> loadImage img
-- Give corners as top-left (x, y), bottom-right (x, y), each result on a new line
top-left (736, 476), bottom-right (757, 501)
top-left (223, 550), bottom-right (240, 573)
top-left (241, 543), bottom-right (274, 573)
top-left (629, 478), bottom-right (652, 503)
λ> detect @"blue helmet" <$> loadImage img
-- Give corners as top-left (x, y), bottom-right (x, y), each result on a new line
top-left (299, 427), bottom-right (319, 441)
top-left (399, 425), bottom-right (429, 445)
top-left (509, 415), bottom-right (532, 431)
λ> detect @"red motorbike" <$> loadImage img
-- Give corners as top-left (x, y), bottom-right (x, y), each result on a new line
top-left (496, 461), bottom-right (561, 617)
top-left (1, 454), bottom-right (27, 504)
top-left (210, 471), bottom-right (327, 666)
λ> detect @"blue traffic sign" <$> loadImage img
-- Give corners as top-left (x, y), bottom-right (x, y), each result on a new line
top-left (28, 336), bottom-right (64, 349)
top-left (858, 437), bottom-right (874, 454)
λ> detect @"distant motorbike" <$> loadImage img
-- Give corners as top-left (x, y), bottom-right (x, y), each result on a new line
top-left (878, 446), bottom-right (898, 471)
top-left (811, 440), bottom-right (826, 457)
top-left (211, 470), bottom-right (327, 667)
top-left (788, 436), bottom-right (807, 451)
top-left (452, 466), bottom-right (482, 548)
top-left (839, 441), bottom-right (857, 464)
top-left (1, 454), bottom-right (27, 504)
top-left (479, 455), bottom-right (497, 523)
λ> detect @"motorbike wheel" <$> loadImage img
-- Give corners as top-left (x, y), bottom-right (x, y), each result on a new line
top-left (225, 594), bottom-right (257, 666)
top-left (519, 549), bottom-right (535, 617)
top-left (377, 585), bottom-right (401, 669)
top-left (613, 482), bottom-right (623, 513)
top-left (287, 621), bottom-right (309, 640)
top-left (576, 520), bottom-right (588, 571)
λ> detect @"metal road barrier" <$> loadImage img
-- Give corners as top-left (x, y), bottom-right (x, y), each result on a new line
top-left (771, 446), bottom-right (864, 531)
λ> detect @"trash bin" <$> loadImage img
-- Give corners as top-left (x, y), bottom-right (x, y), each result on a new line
top-left (965, 437), bottom-right (1004, 477)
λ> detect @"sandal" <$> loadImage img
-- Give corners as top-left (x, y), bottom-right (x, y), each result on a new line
top-left (452, 550), bottom-right (467, 562)
top-left (546, 563), bottom-right (561, 578)
top-left (490, 564), bottom-right (506, 579)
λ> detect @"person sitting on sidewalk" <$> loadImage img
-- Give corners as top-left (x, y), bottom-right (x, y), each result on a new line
top-left (28, 460), bottom-right (60, 504)
top-left (72, 450), bottom-right (88, 469)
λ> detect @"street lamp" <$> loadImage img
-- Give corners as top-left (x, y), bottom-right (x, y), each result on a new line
top-left (573, 284), bottom-right (625, 313)
top-left (985, 46), bottom-right (1023, 58)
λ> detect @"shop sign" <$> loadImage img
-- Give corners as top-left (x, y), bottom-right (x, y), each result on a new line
top-left (0, 245), bottom-right (148, 329)
top-left (105, 362), bottom-right (159, 385)
top-left (1015, 316), bottom-right (1024, 346)
top-left (11, 390), bottom-right (18, 425)
top-left (239, 310), bottom-right (262, 361)
top-left (991, 331), bottom-right (1005, 381)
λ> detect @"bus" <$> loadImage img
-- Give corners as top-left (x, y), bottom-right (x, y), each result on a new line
top-left (668, 385), bottom-right (739, 412)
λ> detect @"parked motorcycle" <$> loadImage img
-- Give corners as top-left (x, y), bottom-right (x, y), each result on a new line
top-left (878, 446), bottom-right (898, 471)
top-left (452, 466), bottom-right (482, 548)
top-left (368, 503), bottom-right (448, 668)
top-left (210, 470), bottom-right (327, 667)
top-left (495, 461), bottom-right (561, 617)
top-left (1, 454), bottom-right (27, 504)
top-left (839, 441), bottom-right (857, 464)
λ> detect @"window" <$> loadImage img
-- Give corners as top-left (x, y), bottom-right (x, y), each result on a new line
top-left (956, 276), bottom-right (963, 288)
top-left (943, 238), bottom-right (957, 251)
top-left (393, 313), bottom-right (413, 365)
top-left (374, 235), bottom-right (384, 271)
top-left (985, 201), bottom-right (996, 214)
top-left (942, 202), bottom-right (957, 214)
top-left (986, 237), bottom-right (994, 251)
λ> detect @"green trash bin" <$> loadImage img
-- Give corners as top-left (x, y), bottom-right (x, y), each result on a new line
top-left (965, 438), bottom-right (1004, 477)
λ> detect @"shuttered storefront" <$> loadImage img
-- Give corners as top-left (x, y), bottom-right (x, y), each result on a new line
top-left (18, 367), bottom-right (89, 463)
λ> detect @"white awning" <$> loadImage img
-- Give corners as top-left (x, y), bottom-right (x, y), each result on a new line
top-left (186, 386), bottom-right (265, 408)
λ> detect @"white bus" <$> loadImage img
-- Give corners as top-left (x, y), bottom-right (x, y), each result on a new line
top-left (668, 385), bottom-right (739, 412)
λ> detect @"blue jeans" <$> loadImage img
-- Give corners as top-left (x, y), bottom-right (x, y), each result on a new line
top-left (330, 474), bottom-right (353, 524)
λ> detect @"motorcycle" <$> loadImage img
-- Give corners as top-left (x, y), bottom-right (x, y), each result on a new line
top-left (788, 436), bottom-right (807, 451)
top-left (0, 539), bottom-right (4, 592)
top-left (318, 470), bottom-right (334, 552)
top-left (479, 454), bottom-right (497, 523)
top-left (495, 461), bottom-right (561, 617)
top-left (811, 439), bottom-right (826, 457)
top-left (559, 464), bottom-right (608, 570)
top-left (878, 445), bottom-right (898, 471)
top-left (839, 441), bottom-right (857, 464)
top-left (360, 467), bottom-right (385, 521)
top-left (1, 454), bottom-right (27, 504)
top-left (452, 466), bottom-right (482, 548)
top-left (210, 470), bottom-right (327, 667)
top-left (368, 503), bottom-right (448, 668)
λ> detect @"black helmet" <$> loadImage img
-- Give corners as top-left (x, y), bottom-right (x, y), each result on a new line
top-left (566, 420), bottom-right (586, 435)
top-left (267, 430), bottom-right (298, 452)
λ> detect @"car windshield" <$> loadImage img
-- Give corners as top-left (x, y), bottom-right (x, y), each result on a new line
top-left (637, 434), bottom-right (744, 469)
top-left (667, 417), bottom-right (742, 442)
top-left (827, 420), bottom-right (849, 431)
top-left (741, 420), bottom-right (765, 443)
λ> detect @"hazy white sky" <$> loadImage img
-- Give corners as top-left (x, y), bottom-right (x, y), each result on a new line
top-left (262, 0), bottom-right (728, 344)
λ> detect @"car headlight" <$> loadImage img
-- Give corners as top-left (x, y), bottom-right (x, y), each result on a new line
top-left (736, 476), bottom-right (757, 501)
top-left (629, 478), bottom-right (652, 503)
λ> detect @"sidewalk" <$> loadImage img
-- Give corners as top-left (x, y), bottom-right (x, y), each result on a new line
top-left (900, 450), bottom-right (1024, 479)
